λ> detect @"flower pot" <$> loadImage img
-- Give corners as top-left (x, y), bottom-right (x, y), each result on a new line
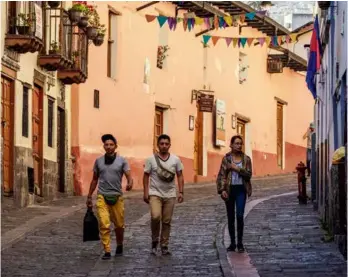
top-left (78, 16), bottom-right (89, 28)
top-left (69, 10), bottom-right (82, 23)
top-left (93, 35), bottom-right (104, 46)
top-left (16, 26), bottom-right (30, 35)
top-left (48, 1), bottom-right (60, 8)
top-left (86, 26), bottom-right (98, 39)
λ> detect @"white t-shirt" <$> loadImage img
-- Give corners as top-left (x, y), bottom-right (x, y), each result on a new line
top-left (144, 154), bottom-right (183, 198)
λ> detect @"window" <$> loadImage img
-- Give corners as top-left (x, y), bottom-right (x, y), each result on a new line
top-left (22, 86), bottom-right (29, 137)
top-left (107, 10), bottom-right (118, 78)
top-left (153, 107), bottom-right (164, 153)
top-left (94, 89), bottom-right (100, 108)
top-left (47, 98), bottom-right (54, 147)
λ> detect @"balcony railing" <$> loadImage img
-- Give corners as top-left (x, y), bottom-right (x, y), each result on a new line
top-left (5, 1), bottom-right (44, 53)
top-left (38, 4), bottom-right (73, 71)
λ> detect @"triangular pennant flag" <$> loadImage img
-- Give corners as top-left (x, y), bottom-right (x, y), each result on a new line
top-left (277, 36), bottom-right (282, 45)
top-left (240, 14), bottom-right (246, 23)
top-left (168, 17), bottom-right (176, 31)
top-left (157, 16), bottom-right (167, 27)
top-left (247, 38), bottom-right (254, 47)
top-left (203, 35), bottom-right (211, 45)
top-left (204, 17), bottom-right (211, 28)
top-left (290, 34), bottom-right (297, 42)
top-left (265, 37), bottom-right (271, 46)
top-left (272, 36), bottom-right (278, 46)
top-left (224, 16), bottom-right (232, 26)
top-left (219, 16), bottom-right (225, 28)
top-left (258, 37), bottom-right (266, 47)
top-left (146, 15), bottom-right (157, 23)
top-left (225, 37), bottom-right (233, 47)
top-left (195, 17), bottom-right (204, 26)
top-left (233, 38), bottom-right (238, 48)
top-left (214, 16), bottom-right (219, 30)
top-left (209, 17), bottom-right (214, 28)
top-left (191, 18), bottom-right (195, 29)
top-left (240, 38), bottom-right (247, 48)
top-left (183, 18), bottom-right (188, 31)
top-left (212, 36), bottom-right (220, 46)
top-left (286, 35), bottom-right (290, 43)
top-left (245, 12), bottom-right (256, 20)
top-left (188, 18), bottom-right (193, 31)
top-left (177, 17), bottom-right (183, 23)
top-left (281, 36), bottom-right (287, 43)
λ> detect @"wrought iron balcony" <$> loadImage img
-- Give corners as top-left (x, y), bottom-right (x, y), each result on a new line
top-left (57, 28), bottom-right (88, 84)
top-left (38, 3), bottom-right (74, 71)
top-left (5, 2), bottom-right (44, 54)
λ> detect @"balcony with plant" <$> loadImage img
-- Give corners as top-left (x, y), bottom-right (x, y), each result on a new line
top-left (5, 2), bottom-right (44, 54)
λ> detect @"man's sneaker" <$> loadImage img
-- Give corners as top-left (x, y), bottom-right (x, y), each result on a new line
top-left (237, 243), bottom-right (245, 253)
top-left (161, 246), bottom-right (171, 256)
top-left (227, 243), bottom-right (236, 252)
top-left (151, 242), bottom-right (158, 255)
top-left (115, 245), bottom-right (123, 256)
top-left (102, 252), bottom-right (111, 260)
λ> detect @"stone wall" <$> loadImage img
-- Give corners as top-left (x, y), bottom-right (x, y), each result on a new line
top-left (13, 146), bottom-right (33, 207)
top-left (42, 159), bottom-right (58, 200)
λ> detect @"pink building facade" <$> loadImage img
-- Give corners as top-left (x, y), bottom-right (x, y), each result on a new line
top-left (71, 2), bottom-right (314, 195)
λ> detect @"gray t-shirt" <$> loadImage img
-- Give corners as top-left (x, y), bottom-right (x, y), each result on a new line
top-left (93, 155), bottom-right (130, 196)
top-left (144, 154), bottom-right (183, 198)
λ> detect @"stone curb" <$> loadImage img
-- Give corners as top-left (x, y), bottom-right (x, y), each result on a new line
top-left (1, 183), bottom-right (218, 252)
top-left (217, 191), bottom-right (298, 277)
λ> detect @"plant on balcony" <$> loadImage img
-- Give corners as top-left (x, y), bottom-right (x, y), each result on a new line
top-left (71, 51), bottom-right (80, 67)
top-left (86, 7), bottom-right (100, 39)
top-left (68, 3), bottom-right (88, 23)
top-left (93, 24), bottom-right (106, 46)
top-left (16, 13), bottom-right (32, 35)
top-left (157, 45), bottom-right (169, 69)
top-left (49, 41), bottom-right (60, 54)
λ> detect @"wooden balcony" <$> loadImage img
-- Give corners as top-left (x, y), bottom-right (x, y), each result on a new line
top-left (5, 2), bottom-right (44, 54)
top-left (38, 5), bottom-right (73, 71)
top-left (58, 28), bottom-right (88, 84)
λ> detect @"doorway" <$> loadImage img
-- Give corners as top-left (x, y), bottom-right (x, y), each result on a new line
top-left (32, 85), bottom-right (43, 196)
top-left (1, 76), bottom-right (14, 196)
top-left (57, 107), bottom-right (65, 193)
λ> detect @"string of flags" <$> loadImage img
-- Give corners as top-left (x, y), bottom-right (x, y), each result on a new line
top-left (145, 11), bottom-right (267, 31)
top-left (203, 34), bottom-right (299, 48)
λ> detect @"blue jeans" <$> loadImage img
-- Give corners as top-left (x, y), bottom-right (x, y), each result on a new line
top-left (225, 185), bottom-right (246, 245)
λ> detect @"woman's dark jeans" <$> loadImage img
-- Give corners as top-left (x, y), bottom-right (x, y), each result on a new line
top-left (225, 185), bottom-right (246, 245)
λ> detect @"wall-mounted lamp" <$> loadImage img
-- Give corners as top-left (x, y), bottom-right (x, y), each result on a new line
top-left (231, 114), bottom-right (236, 129)
top-left (189, 115), bottom-right (194, 131)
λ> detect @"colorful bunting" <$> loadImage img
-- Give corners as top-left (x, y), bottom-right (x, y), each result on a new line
top-left (146, 14), bottom-right (156, 22)
top-left (203, 35), bottom-right (211, 45)
top-left (212, 36), bottom-right (220, 46)
top-left (157, 16), bottom-right (167, 27)
top-left (247, 38), bottom-right (254, 47)
top-left (240, 38), bottom-right (247, 48)
top-left (225, 37), bottom-right (233, 47)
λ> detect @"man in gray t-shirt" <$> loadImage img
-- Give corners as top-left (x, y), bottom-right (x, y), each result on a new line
top-left (143, 134), bottom-right (184, 256)
top-left (87, 134), bottom-right (133, 260)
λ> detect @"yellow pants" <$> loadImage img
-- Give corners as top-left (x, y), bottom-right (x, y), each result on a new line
top-left (96, 194), bottom-right (124, 253)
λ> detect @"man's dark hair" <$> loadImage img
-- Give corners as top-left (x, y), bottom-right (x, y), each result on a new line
top-left (101, 134), bottom-right (117, 144)
top-left (231, 135), bottom-right (243, 144)
top-left (157, 134), bottom-right (171, 144)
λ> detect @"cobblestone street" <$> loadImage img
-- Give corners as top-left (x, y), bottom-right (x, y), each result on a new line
top-left (1, 175), bottom-right (346, 277)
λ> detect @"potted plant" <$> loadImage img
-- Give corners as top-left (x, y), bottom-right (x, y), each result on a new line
top-left (93, 24), bottom-right (106, 46)
top-left (68, 3), bottom-right (87, 23)
top-left (49, 41), bottom-right (59, 54)
top-left (156, 45), bottom-right (170, 69)
top-left (16, 13), bottom-right (32, 35)
top-left (48, 1), bottom-right (61, 8)
top-left (86, 8), bottom-right (100, 39)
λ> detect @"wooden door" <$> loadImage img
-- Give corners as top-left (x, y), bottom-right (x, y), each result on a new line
top-left (1, 76), bottom-right (14, 195)
top-left (276, 102), bottom-right (284, 168)
top-left (57, 108), bottom-right (65, 193)
top-left (194, 106), bottom-right (203, 176)
top-left (153, 107), bottom-right (163, 153)
top-left (32, 86), bottom-right (43, 196)
top-left (236, 119), bottom-right (246, 153)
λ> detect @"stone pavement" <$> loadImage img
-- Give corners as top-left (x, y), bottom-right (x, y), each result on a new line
top-left (225, 194), bottom-right (347, 277)
top-left (1, 174), bottom-right (298, 277)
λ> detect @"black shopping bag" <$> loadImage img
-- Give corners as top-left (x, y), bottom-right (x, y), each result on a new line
top-left (83, 208), bottom-right (100, 242)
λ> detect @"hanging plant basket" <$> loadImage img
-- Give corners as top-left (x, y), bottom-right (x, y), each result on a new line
top-left (78, 16), bottom-right (89, 28)
top-left (48, 1), bottom-right (61, 8)
top-left (86, 26), bottom-right (98, 39)
top-left (69, 10), bottom-right (82, 23)
top-left (93, 34), bottom-right (104, 46)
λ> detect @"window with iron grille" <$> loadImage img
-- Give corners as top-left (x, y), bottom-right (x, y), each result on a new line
top-left (48, 98), bottom-right (54, 147)
top-left (22, 86), bottom-right (29, 137)
top-left (94, 89), bottom-right (100, 108)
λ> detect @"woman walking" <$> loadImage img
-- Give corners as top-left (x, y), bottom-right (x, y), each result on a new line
top-left (216, 135), bottom-right (252, 252)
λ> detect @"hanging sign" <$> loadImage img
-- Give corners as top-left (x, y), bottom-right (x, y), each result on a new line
top-left (215, 99), bottom-right (226, 147)
top-left (199, 93), bottom-right (214, 112)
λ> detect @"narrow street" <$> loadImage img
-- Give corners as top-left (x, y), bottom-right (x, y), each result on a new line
top-left (1, 175), bottom-right (346, 277)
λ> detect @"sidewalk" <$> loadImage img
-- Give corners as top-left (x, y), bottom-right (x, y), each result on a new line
top-left (224, 194), bottom-right (347, 277)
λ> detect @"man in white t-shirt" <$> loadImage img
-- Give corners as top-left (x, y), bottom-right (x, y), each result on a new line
top-left (143, 134), bottom-right (184, 256)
